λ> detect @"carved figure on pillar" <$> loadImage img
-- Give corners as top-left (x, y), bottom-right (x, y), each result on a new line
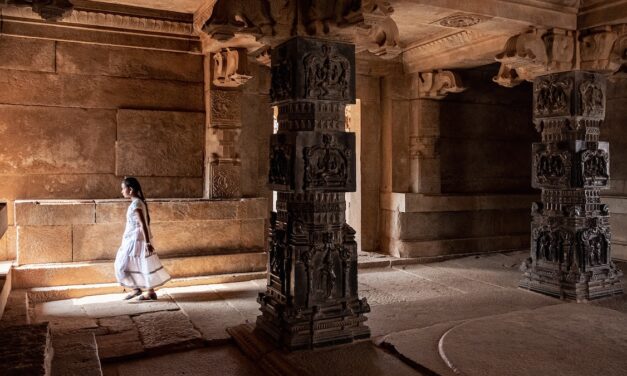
top-left (521, 71), bottom-right (623, 301)
top-left (257, 37), bottom-right (369, 349)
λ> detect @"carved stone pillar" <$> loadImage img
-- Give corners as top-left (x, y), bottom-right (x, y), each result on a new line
top-left (204, 48), bottom-right (251, 199)
top-left (520, 71), bottom-right (623, 301)
top-left (257, 37), bottom-right (370, 349)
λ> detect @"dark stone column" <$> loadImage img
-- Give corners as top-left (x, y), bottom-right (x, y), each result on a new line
top-left (520, 71), bottom-right (623, 301)
top-left (256, 37), bottom-right (370, 349)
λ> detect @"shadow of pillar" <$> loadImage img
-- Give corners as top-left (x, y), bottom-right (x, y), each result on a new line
top-left (256, 36), bottom-right (371, 350)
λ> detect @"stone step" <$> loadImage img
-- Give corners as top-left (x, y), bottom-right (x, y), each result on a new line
top-left (26, 271), bottom-right (267, 303)
top-left (51, 332), bottom-right (103, 376)
top-left (0, 261), bottom-right (12, 320)
top-left (13, 251), bottom-right (267, 289)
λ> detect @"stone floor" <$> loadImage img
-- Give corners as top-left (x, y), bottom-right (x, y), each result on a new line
top-left (14, 250), bottom-right (627, 376)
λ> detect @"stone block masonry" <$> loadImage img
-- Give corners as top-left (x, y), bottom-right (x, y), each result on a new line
top-left (13, 199), bottom-right (267, 265)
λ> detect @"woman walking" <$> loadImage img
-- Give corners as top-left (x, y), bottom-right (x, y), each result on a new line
top-left (115, 177), bottom-right (170, 300)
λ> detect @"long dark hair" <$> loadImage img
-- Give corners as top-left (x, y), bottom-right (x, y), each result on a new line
top-left (123, 177), bottom-right (150, 225)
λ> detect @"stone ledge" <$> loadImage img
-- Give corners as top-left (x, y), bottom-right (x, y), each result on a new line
top-left (14, 200), bottom-right (96, 226)
top-left (381, 193), bottom-right (538, 213)
top-left (0, 203), bottom-right (7, 239)
top-left (381, 234), bottom-right (530, 258)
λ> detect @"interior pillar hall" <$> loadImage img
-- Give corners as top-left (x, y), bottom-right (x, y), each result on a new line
top-left (257, 37), bottom-right (370, 349)
top-left (520, 71), bottom-right (623, 301)
top-left (204, 48), bottom-right (250, 199)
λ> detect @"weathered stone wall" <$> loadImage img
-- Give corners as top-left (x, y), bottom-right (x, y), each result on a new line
top-left (439, 65), bottom-right (535, 194)
top-left (602, 78), bottom-right (627, 260)
top-left (379, 64), bottom-right (536, 257)
top-left (0, 24), bottom-right (206, 260)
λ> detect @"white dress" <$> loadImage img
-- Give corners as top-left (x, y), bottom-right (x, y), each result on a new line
top-left (114, 198), bottom-right (170, 289)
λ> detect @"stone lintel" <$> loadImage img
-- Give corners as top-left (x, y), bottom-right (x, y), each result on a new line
top-left (578, 0), bottom-right (627, 30)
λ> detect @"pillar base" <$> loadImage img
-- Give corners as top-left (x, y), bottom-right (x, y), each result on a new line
top-left (256, 295), bottom-right (370, 350)
top-left (519, 262), bottom-right (623, 301)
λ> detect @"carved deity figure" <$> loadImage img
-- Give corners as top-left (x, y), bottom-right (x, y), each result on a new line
top-left (535, 77), bottom-right (572, 115)
top-left (303, 45), bottom-right (350, 100)
top-left (269, 136), bottom-right (290, 186)
top-left (317, 235), bottom-right (337, 299)
top-left (304, 134), bottom-right (349, 189)
top-left (579, 80), bottom-right (604, 116)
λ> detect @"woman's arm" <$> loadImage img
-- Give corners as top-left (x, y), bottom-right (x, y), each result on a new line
top-left (134, 208), bottom-right (154, 254)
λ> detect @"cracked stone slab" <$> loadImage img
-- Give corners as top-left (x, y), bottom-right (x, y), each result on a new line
top-left (33, 299), bottom-right (99, 334)
top-left (78, 292), bottom-right (179, 318)
top-left (132, 310), bottom-right (202, 350)
top-left (97, 329), bottom-right (144, 360)
top-left (169, 285), bottom-right (251, 343)
top-left (51, 332), bottom-right (102, 376)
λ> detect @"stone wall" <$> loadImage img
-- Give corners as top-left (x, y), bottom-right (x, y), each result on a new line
top-left (439, 65), bottom-right (535, 194)
top-left (602, 78), bottom-right (627, 260)
top-left (379, 64), bottom-right (537, 257)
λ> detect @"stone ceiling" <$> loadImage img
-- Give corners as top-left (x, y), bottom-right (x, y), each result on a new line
top-left (92, 0), bottom-right (204, 13)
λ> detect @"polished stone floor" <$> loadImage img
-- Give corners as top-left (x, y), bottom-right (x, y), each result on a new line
top-left (28, 251), bottom-right (627, 376)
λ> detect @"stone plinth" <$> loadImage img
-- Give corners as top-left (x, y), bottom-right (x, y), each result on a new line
top-left (520, 71), bottom-right (623, 301)
top-left (257, 37), bottom-right (370, 350)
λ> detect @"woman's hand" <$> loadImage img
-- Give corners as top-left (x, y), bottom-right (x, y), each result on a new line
top-left (146, 243), bottom-right (155, 256)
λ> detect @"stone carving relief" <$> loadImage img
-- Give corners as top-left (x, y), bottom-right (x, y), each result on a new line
top-left (212, 48), bottom-right (252, 88)
top-left (5, 0), bottom-right (73, 21)
top-left (535, 149), bottom-right (570, 186)
top-left (534, 75), bottom-right (573, 117)
top-left (579, 79), bottom-right (604, 116)
top-left (580, 25), bottom-right (627, 73)
top-left (577, 226), bottom-right (610, 269)
top-left (304, 45), bottom-right (351, 101)
top-left (437, 13), bottom-right (486, 28)
top-left (418, 70), bottom-right (466, 99)
top-left (269, 134), bottom-right (292, 187)
top-left (303, 133), bottom-right (350, 190)
top-left (198, 0), bottom-right (401, 59)
top-left (579, 149), bottom-right (609, 187)
top-left (211, 163), bottom-right (240, 198)
top-left (270, 48), bottom-right (293, 102)
top-left (533, 227), bottom-right (573, 264)
top-left (494, 28), bottom-right (575, 87)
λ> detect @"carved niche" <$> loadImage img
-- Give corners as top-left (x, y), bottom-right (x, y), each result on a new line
top-left (270, 37), bottom-right (355, 104)
top-left (532, 227), bottom-right (573, 265)
top-left (533, 75), bottom-right (573, 117)
top-left (6, 0), bottom-right (73, 21)
top-left (577, 226), bottom-right (611, 269)
top-left (303, 45), bottom-right (351, 101)
top-left (533, 147), bottom-right (571, 188)
top-left (579, 148), bottom-right (609, 188)
top-left (303, 133), bottom-right (351, 190)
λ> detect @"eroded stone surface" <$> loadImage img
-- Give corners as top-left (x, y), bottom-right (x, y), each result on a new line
top-left (0, 323), bottom-right (51, 376)
top-left (17, 225), bottom-right (72, 265)
top-left (102, 346), bottom-right (262, 376)
top-left (132, 310), bottom-right (202, 350)
top-left (96, 329), bottom-right (144, 360)
top-left (52, 332), bottom-right (102, 376)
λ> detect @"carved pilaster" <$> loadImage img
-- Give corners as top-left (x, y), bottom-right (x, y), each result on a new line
top-left (204, 48), bottom-right (250, 199)
top-left (520, 71), bottom-right (623, 301)
top-left (257, 37), bottom-right (369, 350)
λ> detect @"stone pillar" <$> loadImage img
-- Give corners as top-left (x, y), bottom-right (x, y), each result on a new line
top-left (204, 48), bottom-right (251, 199)
top-left (520, 71), bottom-right (623, 301)
top-left (257, 37), bottom-right (370, 349)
